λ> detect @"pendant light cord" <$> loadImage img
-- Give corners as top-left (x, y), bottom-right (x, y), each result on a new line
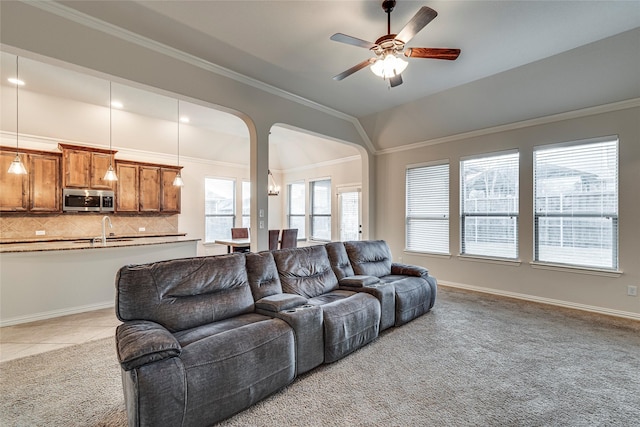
top-left (177, 100), bottom-right (180, 166)
top-left (15, 56), bottom-right (19, 156)
top-left (109, 81), bottom-right (113, 166)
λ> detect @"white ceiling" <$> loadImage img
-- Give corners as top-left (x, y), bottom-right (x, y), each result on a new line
top-left (56, 0), bottom-right (640, 118)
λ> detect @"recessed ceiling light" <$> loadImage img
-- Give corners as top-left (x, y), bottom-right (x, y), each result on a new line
top-left (8, 77), bottom-right (25, 86)
top-left (180, 116), bottom-right (190, 123)
top-left (111, 101), bottom-right (123, 109)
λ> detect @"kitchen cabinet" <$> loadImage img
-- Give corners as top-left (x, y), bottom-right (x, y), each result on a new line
top-left (28, 152), bottom-right (61, 212)
top-left (59, 143), bottom-right (115, 190)
top-left (0, 150), bottom-right (28, 212)
top-left (0, 147), bottom-right (60, 213)
top-left (161, 168), bottom-right (182, 213)
top-left (115, 162), bottom-right (180, 214)
top-left (139, 166), bottom-right (161, 212)
top-left (115, 162), bottom-right (139, 212)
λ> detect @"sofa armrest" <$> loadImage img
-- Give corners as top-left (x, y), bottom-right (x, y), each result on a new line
top-left (116, 320), bottom-right (182, 371)
top-left (391, 262), bottom-right (429, 278)
top-left (339, 275), bottom-right (381, 288)
top-left (255, 293), bottom-right (308, 313)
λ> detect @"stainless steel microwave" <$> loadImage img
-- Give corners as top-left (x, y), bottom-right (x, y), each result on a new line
top-left (63, 189), bottom-right (115, 212)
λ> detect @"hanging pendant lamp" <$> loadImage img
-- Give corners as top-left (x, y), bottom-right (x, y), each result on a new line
top-left (103, 81), bottom-right (118, 181)
top-left (7, 56), bottom-right (27, 175)
top-left (172, 100), bottom-right (184, 187)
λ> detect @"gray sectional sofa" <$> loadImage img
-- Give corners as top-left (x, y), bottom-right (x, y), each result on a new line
top-left (115, 240), bottom-right (437, 426)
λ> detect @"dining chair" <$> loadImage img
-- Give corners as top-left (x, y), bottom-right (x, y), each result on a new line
top-left (280, 228), bottom-right (298, 249)
top-left (268, 229), bottom-right (280, 251)
top-left (230, 227), bottom-right (250, 252)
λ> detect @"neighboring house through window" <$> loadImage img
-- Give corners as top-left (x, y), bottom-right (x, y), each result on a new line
top-left (242, 181), bottom-right (251, 229)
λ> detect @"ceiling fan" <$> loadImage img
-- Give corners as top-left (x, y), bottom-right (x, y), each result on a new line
top-left (331, 0), bottom-right (460, 87)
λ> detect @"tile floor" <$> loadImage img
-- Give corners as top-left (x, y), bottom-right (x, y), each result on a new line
top-left (0, 308), bottom-right (119, 363)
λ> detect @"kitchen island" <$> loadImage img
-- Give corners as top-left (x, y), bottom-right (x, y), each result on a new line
top-left (0, 235), bottom-right (199, 326)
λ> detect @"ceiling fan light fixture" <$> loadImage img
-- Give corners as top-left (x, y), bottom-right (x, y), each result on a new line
top-left (370, 53), bottom-right (407, 79)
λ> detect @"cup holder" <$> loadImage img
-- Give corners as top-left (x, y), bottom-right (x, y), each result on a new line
top-left (300, 304), bottom-right (314, 309)
top-left (285, 309), bottom-right (297, 313)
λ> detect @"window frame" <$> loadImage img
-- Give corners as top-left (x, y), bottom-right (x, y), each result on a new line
top-left (287, 180), bottom-right (306, 240)
top-left (204, 176), bottom-right (236, 243)
top-left (310, 178), bottom-right (332, 242)
top-left (460, 150), bottom-right (520, 260)
top-left (533, 136), bottom-right (619, 271)
top-left (405, 160), bottom-right (450, 255)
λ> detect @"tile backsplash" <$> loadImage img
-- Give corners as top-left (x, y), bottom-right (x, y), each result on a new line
top-left (0, 214), bottom-right (178, 240)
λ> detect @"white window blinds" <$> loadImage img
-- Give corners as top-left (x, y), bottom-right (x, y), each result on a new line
top-left (310, 179), bottom-right (331, 241)
top-left (204, 177), bottom-right (235, 242)
top-left (534, 138), bottom-right (618, 269)
top-left (461, 152), bottom-right (519, 259)
top-left (288, 181), bottom-right (306, 239)
top-left (406, 162), bottom-right (449, 254)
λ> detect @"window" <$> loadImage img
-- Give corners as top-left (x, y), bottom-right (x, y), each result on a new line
top-left (534, 138), bottom-right (618, 270)
top-left (406, 162), bottom-right (449, 254)
top-left (310, 179), bottom-right (331, 241)
top-left (338, 188), bottom-right (361, 242)
top-left (461, 151), bottom-right (519, 259)
top-left (204, 177), bottom-right (235, 242)
top-left (241, 181), bottom-right (251, 229)
top-left (288, 181), bottom-right (306, 239)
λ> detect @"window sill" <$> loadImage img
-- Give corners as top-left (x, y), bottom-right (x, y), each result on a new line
top-left (530, 262), bottom-right (622, 277)
top-left (457, 254), bottom-right (521, 267)
top-left (404, 250), bottom-right (452, 259)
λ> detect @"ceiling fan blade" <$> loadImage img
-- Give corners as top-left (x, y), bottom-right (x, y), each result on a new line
top-left (395, 6), bottom-right (438, 44)
top-left (389, 74), bottom-right (403, 87)
top-left (330, 33), bottom-right (377, 50)
top-left (333, 58), bottom-right (376, 81)
top-left (404, 48), bottom-right (461, 60)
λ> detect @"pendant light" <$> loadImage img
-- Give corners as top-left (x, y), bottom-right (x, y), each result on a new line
top-left (103, 81), bottom-right (118, 181)
top-left (268, 170), bottom-right (280, 196)
top-left (7, 56), bottom-right (27, 175)
top-left (172, 100), bottom-right (184, 187)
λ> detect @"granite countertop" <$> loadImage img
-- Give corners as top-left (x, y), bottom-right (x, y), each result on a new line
top-left (0, 234), bottom-right (199, 253)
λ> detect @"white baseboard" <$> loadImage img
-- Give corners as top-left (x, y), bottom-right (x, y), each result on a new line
top-left (0, 301), bottom-right (115, 327)
top-left (439, 281), bottom-right (640, 322)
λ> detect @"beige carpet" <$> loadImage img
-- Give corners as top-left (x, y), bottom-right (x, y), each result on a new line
top-left (1, 288), bottom-right (639, 426)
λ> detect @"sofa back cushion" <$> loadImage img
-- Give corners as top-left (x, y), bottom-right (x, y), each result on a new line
top-left (344, 240), bottom-right (393, 277)
top-left (325, 242), bottom-right (355, 280)
top-left (246, 251), bottom-right (283, 301)
top-left (116, 254), bottom-right (254, 332)
top-left (272, 246), bottom-right (339, 299)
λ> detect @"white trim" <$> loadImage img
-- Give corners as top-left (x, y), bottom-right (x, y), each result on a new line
top-left (0, 301), bottom-right (114, 327)
top-left (457, 255), bottom-right (522, 267)
top-left (27, 1), bottom-right (376, 154)
top-left (282, 155), bottom-right (361, 174)
top-left (377, 98), bottom-right (640, 156)
top-left (406, 158), bottom-right (450, 170)
top-left (439, 281), bottom-right (640, 321)
top-left (530, 262), bottom-right (623, 278)
top-left (403, 250), bottom-right (452, 259)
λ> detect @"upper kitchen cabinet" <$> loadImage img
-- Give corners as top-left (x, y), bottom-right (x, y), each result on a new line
top-left (29, 152), bottom-right (61, 212)
top-left (59, 143), bottom-right (116, 190)
top-left (0, 150), bottom-right (28, 212)
top-left (115, 161), bottom-right (139, 213)
top-left (139, 166), bottom-right (161, 212)
top-left (0, 147), bottom-right (61, 213)
top-left (161, 168), bottom-right (182, 213)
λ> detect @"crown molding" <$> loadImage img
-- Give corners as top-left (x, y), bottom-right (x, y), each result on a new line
top-left (25, 1), bottom-right (376, 154)
top-left (377, 98), bottom-right (640, 156)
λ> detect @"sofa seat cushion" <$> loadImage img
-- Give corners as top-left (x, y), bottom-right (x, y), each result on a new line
top-left (174, 313), bottom-right (271, 347)
top-left (392, 277), bottom-right (432, 326)
top-left (379, 274), bottom-right (413, 284)
top-left (320, 292), bottom-right (381, 363)
top-left (178, 318), bottom-right (296, 425)
top-left (307, 290), bottom-right (356, 306)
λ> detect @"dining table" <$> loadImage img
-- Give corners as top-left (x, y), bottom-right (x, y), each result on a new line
top-left (214, 238), bottom-right (251, 253)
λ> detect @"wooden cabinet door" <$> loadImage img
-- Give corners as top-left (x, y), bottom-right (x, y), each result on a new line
top-left (0, 151), bottom-right (28, 212)
top-left (90, 152), bottom-right (115, 190)
top-left (115, 163), bottom-right (139, 212)
top-left (139, 166), bottom-right (161, 212)
top-left (160, 168), bottom-right (181, 213)
top-left (29, 153), bottom-right (61, 212)
top-left (63, 149), bottom-right (91, 188)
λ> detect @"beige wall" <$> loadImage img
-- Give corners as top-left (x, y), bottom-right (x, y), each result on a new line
top-left (375, 104), bottom-right (640, 318)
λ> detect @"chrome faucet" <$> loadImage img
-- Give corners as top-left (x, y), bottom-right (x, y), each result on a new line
top-left (101, 215), bottom-right (113, 245)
